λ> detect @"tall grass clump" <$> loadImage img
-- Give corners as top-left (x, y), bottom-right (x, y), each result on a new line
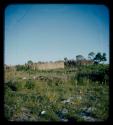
top-left (25, 79), bottom-right (35, 89)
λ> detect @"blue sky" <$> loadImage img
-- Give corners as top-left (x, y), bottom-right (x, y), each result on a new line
top-left (5, 4), bottom-right (109, 65)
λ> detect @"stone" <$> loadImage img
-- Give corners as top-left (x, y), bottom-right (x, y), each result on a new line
top-left (61, 97), bottom-right (74, 104)
top-left (33, 76), bottom-right (36, 80)
top-left (41, 110), bottom-right (46, 115)
top-left (62, 108), bottom-right (68, 114)
top-left (87, 107), bottom-right (94, 112)
top-left (23, 77), bottom-right (27, 80)
top-left (61, 118), bottom-right (68, 122)
top-left (82, 116), bottom-right (99, 122)
top-left (79, 107), bottom-right (99, 122)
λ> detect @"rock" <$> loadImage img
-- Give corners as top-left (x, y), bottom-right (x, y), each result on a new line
top-left (61, 118), bottom-right (68, 122)
top-left (61, 97), bottom-right (74, 104)
top-left (41, 110), bottom-right (46, 115)
top-left (23, 77), bottom-right (27, 80)
top-left (56, 108), bottom-right (68, 120)
top-left (33, 76), bottom-right (36, 80)
top-left (80, 107), bottom-right (95, 117)
top-left (61, 108), bottom-right (68, 114)
top-left (82, 116), bottom-right (99, 122)
top-left (62, 99), bottom-right (70, 104)
top-left (81, 107), bottom-right (95, 113)
top-left (80, 111), bottom-right (91, 117)
top-left (87, 107), bottom-right (95, 112)
top-left (79, 107), bottom-right (99, 122)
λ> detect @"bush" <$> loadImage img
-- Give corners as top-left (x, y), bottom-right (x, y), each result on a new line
top-left (4, 104), bottom-right (14, 120)
top-left (16, 65), bottom-right (29, 71)
top-left (76, 64), bottom-right (109, 84)
top-left (5, 80), bottom-right (18, 91)
top-left (25, 80), bottom-right (35, 89)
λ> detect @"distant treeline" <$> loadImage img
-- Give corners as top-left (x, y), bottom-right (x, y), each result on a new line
top-left (64, 52), bottom-right (107, 68)
top-left (4, 52), bottom-right (107, 71)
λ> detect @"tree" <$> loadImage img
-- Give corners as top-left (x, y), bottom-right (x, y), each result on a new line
top-left (64, 57), bottom-right (68, 68)
top-left (76, 55), bottom-right (85, 66)
top-left (27, 60), bottom-right (33, 76)
top-left (88, 52), bottom-right (95, 61)
top-left (93, 52), bottom-right (107, 64)
top-left (93, 52), bottom-right (102, 64)
top-left (16, 65), bottom-right (26, 71)
top-left (76, 55), bottom-right (84, 61)
top-left (64, 57), bottom-right (68, 62)
top-left (27, 60), bottom-right (33, 65)
top-left (101, 53), bottom-right (107, 63)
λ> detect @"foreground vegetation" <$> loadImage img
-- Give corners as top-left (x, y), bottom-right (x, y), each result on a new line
top-left (4, 64), bottom-right (109, 122)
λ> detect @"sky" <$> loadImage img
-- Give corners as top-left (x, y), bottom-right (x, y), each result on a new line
top-left (5, 4), bottom-right (109, 65)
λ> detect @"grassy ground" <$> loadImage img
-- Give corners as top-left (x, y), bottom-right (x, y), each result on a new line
top-left (4, 65), bottom-right (109, 122)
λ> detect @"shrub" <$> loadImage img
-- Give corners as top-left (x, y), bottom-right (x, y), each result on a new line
top-left (5, 80), bottom-right (18, 91)
top-left (25, 80), bottom-right (35, 89)
top-left (16, 65), bottom-right (29, 71)
top-left (76, 64), bottom-right (109, 84)
top-left (4, 104), bottom-right (14, 120)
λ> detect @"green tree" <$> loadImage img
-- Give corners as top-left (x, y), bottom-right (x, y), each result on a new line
top-left (102, 53), bottom-right (107, 63)
top-left (93, 52), bottom-right (107, 64)
top-left (27, 60), bottom-right (33, 65)
top-left (27, 60), bottom-right (33, 75)
top-left (64, 57), bottom-right (68, 62)
top-left (76, 55), bottom-right (84, 61)
top-left (64, 57), bottom-right (68, 68)
top-left (88, 52), bottom-right (95, 61)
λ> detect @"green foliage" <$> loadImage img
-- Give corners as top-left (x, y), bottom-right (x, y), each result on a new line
top-left (25, 80), bottom-right (35, 89)
top-left (88, 52), bottom-right (95, 60)
top-left (93, 52), bottom-right (107, 64)
top-left (16, 65), bottom-right (29, 71)
top-left (102, 53), bottom-right (107, 62)
top-left (27, 60), bottom-right (33, 65)
top-left (5, 80), bottom-right (18, 91)
top-left (76, 55), bottom-right (84, 61)
top-left (4, 64), bottom-right (109, 121)
top-left (74, 64), bottom-right (109, 84)
top-left (64, 57), bottom-right (68, 62)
